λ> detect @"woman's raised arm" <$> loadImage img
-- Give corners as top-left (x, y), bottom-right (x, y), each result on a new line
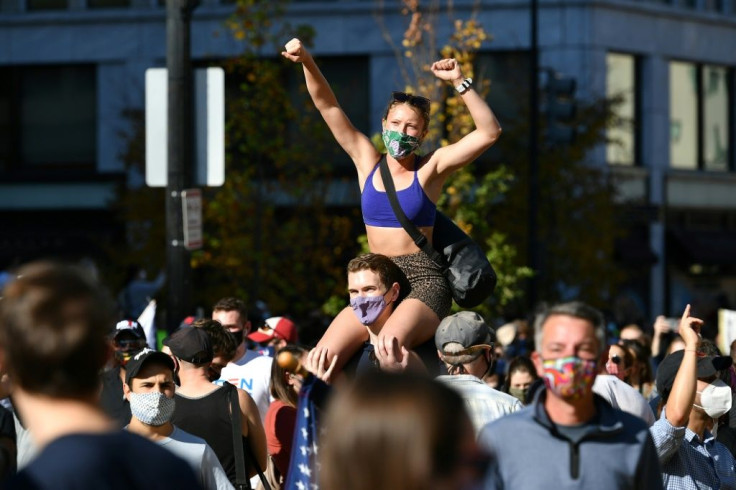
top-left (282, 38), bottom-right (378, 174)
top-left (428, 58), bottom-right (502, 177)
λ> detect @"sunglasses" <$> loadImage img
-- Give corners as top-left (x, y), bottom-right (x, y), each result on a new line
top-left (391, 91), bottom-right (431, 114)
top-left (610, 355), bottom-right (622, 365)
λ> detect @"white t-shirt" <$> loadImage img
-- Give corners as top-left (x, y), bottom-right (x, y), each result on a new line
top-left (158, 426), bottom-right (234, 490)
top-left (592, 374), bottom-right (656, 426)
top-left (216, 350), bottom-right (273, 424)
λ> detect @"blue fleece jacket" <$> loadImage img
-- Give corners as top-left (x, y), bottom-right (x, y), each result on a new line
top-left (478, 388), bottom-right (662, 489)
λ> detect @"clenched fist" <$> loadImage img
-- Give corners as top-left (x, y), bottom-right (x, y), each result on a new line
top-left (282, 38), bottom-right (310, 63)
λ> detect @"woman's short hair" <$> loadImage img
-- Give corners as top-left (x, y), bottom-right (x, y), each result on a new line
top-left (269, 345), bottom-right (307, 406)
top-left (319, 371), bottom-right (476, 490)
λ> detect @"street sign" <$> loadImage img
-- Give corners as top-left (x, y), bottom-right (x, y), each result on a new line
top-left (145, 67), bottom-right (225, 187)
top-left (181, 189), bottom-right (203, 250)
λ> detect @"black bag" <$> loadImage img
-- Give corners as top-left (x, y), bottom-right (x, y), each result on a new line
top-left (379, 157), bottom-right (496, 308)
top-left (227, 384), bottom-right (271, 490)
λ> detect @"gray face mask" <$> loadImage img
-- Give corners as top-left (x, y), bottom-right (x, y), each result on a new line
top-left (129, 391), bottom-right (176, 426)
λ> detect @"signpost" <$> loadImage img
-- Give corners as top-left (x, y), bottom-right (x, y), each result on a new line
top-left (182, 189), bottom-right (203, 251)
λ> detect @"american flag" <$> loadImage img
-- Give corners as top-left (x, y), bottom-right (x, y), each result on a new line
top-left (284, 375), bottom-right (331, 490)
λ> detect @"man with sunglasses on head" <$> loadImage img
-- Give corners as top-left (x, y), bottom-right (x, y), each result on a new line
top-left (282, 38), bottom-right (502, 378)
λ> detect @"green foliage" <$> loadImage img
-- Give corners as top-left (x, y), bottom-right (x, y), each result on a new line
top-left (110, 0), bottom-right (360, 327)
top-left (375, 0), bottom-right (623, 317)
top-left (373, 0), bottom-right (533, 319)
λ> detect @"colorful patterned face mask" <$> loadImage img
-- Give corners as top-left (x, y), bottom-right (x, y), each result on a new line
top-left (382, 129), bottom-right (420, 159)
top-left (542, 356), bottom-right (597, 400)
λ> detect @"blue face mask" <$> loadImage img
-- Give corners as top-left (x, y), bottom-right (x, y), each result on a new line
top-left (350, 293), bottom-right (389, 326)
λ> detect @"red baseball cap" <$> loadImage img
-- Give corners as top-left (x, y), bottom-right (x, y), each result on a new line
top-left (248, 316), bottom-right (298, 344)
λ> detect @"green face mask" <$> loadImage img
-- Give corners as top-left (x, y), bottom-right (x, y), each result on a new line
top-left (509, 387), bottom-right (528, 403)
top-left (382, 129), bottom-right (420, 159)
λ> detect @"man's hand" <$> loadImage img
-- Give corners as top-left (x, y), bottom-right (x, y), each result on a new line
top-left (678, 304), bottom-right (703, 351)
top-left (374, 335), bottom-right (410, 372)
top-left (281, 38), bottom-right (310, 63)
top-left (303, 347), bottom-right (337, 384)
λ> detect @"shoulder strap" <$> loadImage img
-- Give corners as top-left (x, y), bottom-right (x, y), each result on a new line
top-left (227, 385), bottom-right (271, 490)
top-left (378, 156), bottom-right (445, 267)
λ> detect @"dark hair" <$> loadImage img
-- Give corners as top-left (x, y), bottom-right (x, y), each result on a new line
top-left (502, 356), bottom-right (539, 394)
top-left (320, 372), bottom-right (474, 490)
top-left (619, 338), bottom-right (653, 384)
top-left (193, 318), bottom-right (237, 362)
top-left (212, 297), bottom-right (249, 320)
top-left (269, 345), bottom-right (307, 407)
top-left (347, 253), bottom-right (409, 304)
top-left (0, 262), bottom-right (114, 398)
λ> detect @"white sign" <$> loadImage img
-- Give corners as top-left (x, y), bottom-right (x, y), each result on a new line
top-left (182, 189), bottom-right (203, 250)
top-left (145, 67), bottom-right (225, 187)
top-left (718, 309), bottom-right (736, 354)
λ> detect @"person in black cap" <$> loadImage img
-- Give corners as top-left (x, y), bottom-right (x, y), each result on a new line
top-left (99, 319), bottom-right (149, 427)
top-left (123, 348), bottom-right (233, 490)
top-left (649, 304), bottom-right (736, 489)
top-left (168, 327), bottom-right (267, 487)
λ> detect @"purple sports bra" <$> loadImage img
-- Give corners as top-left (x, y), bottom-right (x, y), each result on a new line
top-left (361, 160), bottom-right (437, 228)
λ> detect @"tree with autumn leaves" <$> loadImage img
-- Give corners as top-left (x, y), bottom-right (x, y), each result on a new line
top-left (109, 0), bottom-right (622, 336)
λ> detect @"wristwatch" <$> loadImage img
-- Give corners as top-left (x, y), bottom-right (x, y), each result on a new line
top-left (455, 78), bottom-right (473, 94)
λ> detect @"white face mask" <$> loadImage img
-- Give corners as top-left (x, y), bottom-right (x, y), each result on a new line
top-left (129, 391), bottom-right (176, 426)
top-left (695, 379), bottom-right (733, 420)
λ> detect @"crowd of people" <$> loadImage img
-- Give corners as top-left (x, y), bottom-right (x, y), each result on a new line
top-left (0, 37), bottom-right (734, 489)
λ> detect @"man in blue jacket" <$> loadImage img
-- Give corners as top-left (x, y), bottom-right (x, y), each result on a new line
top-left (479, 301), bottom-right (662, 489)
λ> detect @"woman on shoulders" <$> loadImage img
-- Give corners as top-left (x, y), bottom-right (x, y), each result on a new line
top-left (282, 38), bottom-right (502, 373)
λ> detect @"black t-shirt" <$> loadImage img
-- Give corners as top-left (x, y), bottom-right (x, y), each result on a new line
top-left (5, 430), bottom-right (201, 489)
top-left (99, 367), bottom-right (131, 428)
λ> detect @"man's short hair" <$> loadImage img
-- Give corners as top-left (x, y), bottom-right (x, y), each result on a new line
top-left (347, 253), bottom-right (409, 303)
top-left (0, 262), bottom-right (114, 398)
top-left (534, 301), bottom-right (606, 354)
top-left (193, 318), bottom-right (237, 362)
top-left (212, 297), bottom-right (248, 321)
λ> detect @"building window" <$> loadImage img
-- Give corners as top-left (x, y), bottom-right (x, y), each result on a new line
top-left (702, 65), bottom-right (729, 171)
top-left (669, 61), bottom-right (731, 171)
top-left (87, 0), bottom-right (130, 8)
top-left (670, 61), bottom-right (699, 169)
top-left (474, 51), bottom-right (530, 165)
top-left (25, 0), bottom-right (67, 10)
top-left (0, 65), bottom-right (97, 177)
top-left (606, 52), bottom-right (637, 166)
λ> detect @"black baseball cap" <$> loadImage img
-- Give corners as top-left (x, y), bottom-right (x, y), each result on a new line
top-left (124, 348), bottom-right (175, 386)
top-left (655, 349), bottom-right (733, 400)
top-left (163, 327), bottom-right (213, 364)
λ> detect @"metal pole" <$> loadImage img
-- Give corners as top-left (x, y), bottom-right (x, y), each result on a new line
top-left (528, 0), bottom-right (540, 310)
top-left (165, 0), bottom-right (197, 331)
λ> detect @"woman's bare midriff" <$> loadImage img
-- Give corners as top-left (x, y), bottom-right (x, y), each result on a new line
top-left (366, 224), bottom-right (434, 257)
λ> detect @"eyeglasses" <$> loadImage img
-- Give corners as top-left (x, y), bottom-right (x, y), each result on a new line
top-left (610, 355), bottom-right (622, 365)
top-left (391, 91), bottom-right (431, 114)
